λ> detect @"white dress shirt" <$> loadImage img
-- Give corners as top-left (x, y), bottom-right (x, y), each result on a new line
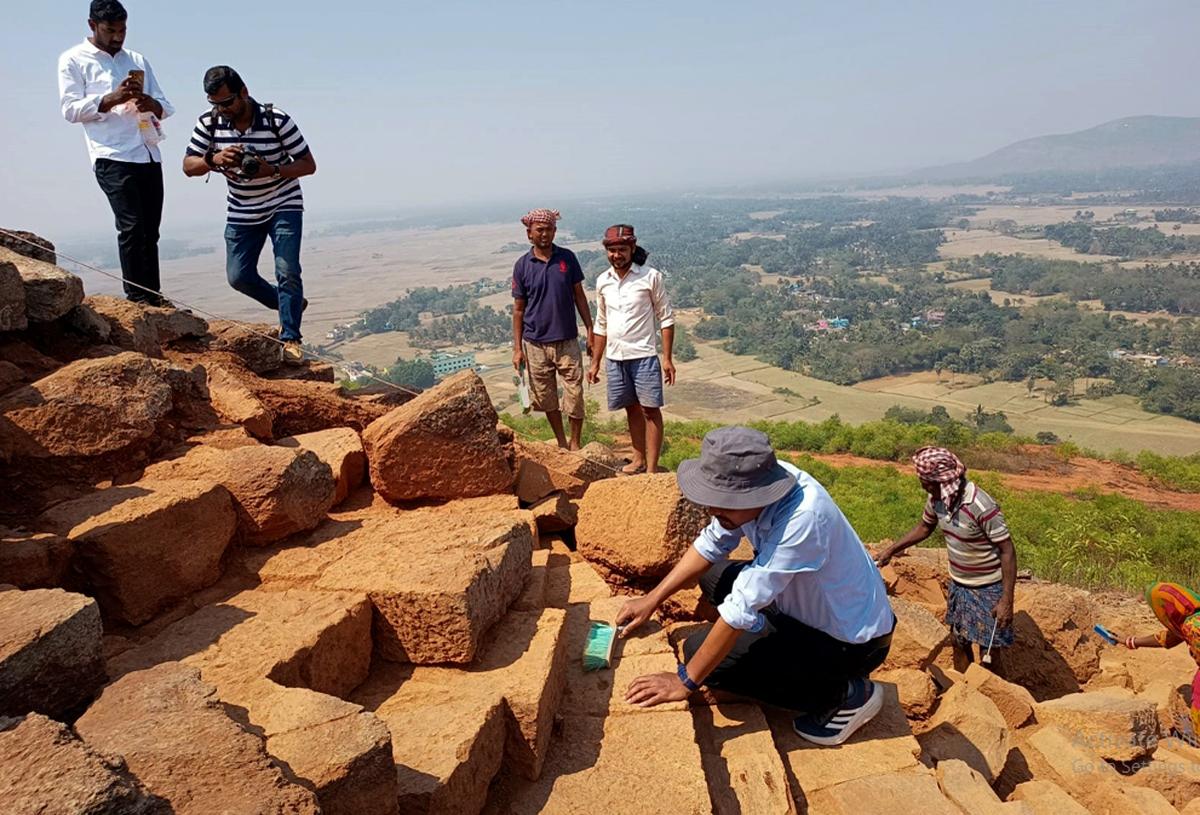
top-left (692, 463), bottom-right (895, 643)
top-left (57, 40), bottom-right (174, 164)
top-left (594, 264), bottom-right (675, 360)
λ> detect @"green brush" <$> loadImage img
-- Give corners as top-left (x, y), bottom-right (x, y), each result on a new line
top-left (582, 621), bottom-right (620, 671)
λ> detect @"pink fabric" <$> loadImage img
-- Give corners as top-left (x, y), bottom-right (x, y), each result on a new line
top-left (603, 224), bottom-right (637, 246)
top-left (521, 208), bottom-right (561, 227)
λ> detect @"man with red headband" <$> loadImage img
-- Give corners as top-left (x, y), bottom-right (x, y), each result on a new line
top-left (876, 446), bottom-right (1018, 670)
top-left (512, 208), bottom-right (594, 450)
top-left (587, 224), bottom-right (675, 474)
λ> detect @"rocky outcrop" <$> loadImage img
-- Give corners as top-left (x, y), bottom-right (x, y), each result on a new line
top-left (38, 480), bottom-right (237, 625)
top-left (0, 587), bottom-right (104, 718)
top-left (0, 713), bottom-right (168, 814)
top-left (84, 295), bottom-right (208, 357)
top-left (0, 246), bottom-right (83, 322)
top-left (76, 662), bottom-right (321, 814)
top-left (363, 370), bottom-right (513, 503)
top-left (277, 427), bottom-right (366, 506)
top-left (0, 527), bottom-right (73, 589)
top-left (512, 438), bottom-right (617, 504)
top-left (575, 473), bottom-right (708, 585)
top-left (0, 352), bottom-right (204, 475)
top-left (0, 262), bottom-right (26, 333)
top-left (917, 682), bottom-right (1011, 782)
top-left (142, 444), bottom-right (336, 545)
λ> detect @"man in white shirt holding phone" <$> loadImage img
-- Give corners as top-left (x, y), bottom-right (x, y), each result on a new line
top-left (58, 0), bottom-right (174, 305)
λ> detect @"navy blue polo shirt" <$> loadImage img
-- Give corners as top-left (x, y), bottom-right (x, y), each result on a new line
top-left (512, 245), bottom-right (585, 344)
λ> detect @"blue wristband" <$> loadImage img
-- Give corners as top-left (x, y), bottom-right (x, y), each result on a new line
top-left (677, 662), bottom-right (699, 692)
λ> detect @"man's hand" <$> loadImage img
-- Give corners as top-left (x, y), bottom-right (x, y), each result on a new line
top-left (587, 360), bottom-right (601, 385)
top-left (132, 94), bottom-right (162, 116)
top-left (512, 346), bottom-right (524, 371)
top-left (663, 359), bottom-right (676, 386)
top-left (100, 76), bottom-right (141, 111)
top-left (625, 672), bottom-right (690, 708)
top-left (211, 145), bottom-right (244, 169)
top-left (873, 544), bottom-right (897, 568)
top-left (249, 160), bottom-right (278, 180)
top-left (992, 595), bottom-right (1014, 630)
top-left (614, 595), bottom-right (657, 638)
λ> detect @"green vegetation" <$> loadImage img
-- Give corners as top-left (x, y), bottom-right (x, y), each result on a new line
top-left (408, 304), bottom-right (510, 348)
top-left (1044, 222), bottom-right (1200, 258)
top-left (1134, 451), bottom-right (1200, 492)
top-left (379, 357), bottom-right (435, 390)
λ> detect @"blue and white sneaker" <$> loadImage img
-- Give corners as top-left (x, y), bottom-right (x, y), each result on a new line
top-left (793, 677), bottom-right (883, 746)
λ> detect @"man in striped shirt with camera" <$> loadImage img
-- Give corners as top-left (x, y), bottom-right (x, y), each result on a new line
top-left (183, 65), bottom-right (316, 363)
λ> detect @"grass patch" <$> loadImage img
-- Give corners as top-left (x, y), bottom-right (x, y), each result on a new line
top-left (1135, 451), bottom-right (1200, 492)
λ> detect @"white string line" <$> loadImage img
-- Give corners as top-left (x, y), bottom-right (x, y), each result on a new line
top-left (0, 227), bottom-right (630, 477)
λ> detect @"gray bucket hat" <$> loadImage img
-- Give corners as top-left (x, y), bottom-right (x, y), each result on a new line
top-left (676, 427), bottom-right (796, 510)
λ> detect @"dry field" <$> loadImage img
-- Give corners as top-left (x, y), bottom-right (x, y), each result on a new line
top-left (938, 228), bottom-right (1122, 262)
top-left (967, 205), bottom-right (1130, 227)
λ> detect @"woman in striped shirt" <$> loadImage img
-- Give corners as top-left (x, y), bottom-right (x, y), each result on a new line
top-left (875, 447), bottom-right (1017, 670)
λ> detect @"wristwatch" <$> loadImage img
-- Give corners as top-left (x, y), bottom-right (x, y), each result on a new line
top-left (270, 164), bottom-right (281, 179)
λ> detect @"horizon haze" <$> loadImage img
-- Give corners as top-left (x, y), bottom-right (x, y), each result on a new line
top-left (4, 1), bottom-right (1200, 243)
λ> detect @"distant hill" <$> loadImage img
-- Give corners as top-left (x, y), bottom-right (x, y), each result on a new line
top-left (919, 115), bottom-right (1200, 180)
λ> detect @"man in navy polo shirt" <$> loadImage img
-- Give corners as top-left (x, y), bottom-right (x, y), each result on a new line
top-left (512, 208), bottom-right (594, 450)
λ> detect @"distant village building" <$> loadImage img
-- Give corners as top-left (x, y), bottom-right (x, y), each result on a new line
top-left (428, 351), bottom-right (478, 379)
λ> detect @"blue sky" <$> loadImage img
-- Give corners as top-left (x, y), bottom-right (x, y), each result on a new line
top-left (4, 0), bottom-right (1200, 241)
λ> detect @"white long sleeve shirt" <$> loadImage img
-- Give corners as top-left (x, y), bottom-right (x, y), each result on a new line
top-left (57, 40), bottom-right (174, 164)
top-left (593, 264), bottom-right (675, 360)
top-left (692, 463), bottom-right (895, 643)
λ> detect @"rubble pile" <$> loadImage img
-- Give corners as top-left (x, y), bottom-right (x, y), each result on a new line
top-left (3, 233), bottom-right (1200, 814)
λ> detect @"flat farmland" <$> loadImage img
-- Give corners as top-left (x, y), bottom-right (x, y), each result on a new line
top-left (939, 228), bottom-right (1121, 262)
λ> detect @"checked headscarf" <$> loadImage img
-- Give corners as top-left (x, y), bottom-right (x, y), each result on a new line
top-left (521, 208), bottom-right (561, 227)
top-left (912, 446), bottom-right (967, 506)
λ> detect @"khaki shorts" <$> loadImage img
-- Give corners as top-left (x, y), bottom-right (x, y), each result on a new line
top-left (524, 338), bottom-right (585, 419)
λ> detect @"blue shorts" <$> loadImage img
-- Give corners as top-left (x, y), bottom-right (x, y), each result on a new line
top-left (606, 356), bottom-right (664, 410)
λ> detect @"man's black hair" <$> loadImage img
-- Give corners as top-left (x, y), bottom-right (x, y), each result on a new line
top-left (89, 0), bottom-right (127, 22)
top-left (203, 65), bottom-right (245, 96)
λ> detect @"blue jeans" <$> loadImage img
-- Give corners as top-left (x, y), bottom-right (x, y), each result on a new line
top-left (224, 210), bottom-right (305, 341)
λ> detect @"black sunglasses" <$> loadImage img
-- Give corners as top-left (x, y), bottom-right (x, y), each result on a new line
top-left (208, 94), bottom-right (239, 109)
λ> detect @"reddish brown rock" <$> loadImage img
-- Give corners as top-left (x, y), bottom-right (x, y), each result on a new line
top-left (84, 294), bottom-right (209, 357)
top-left (528, 491), bottom-right (577, 533)
top-left (767, 683), bottom-right (922, 799)
top-left (0, 352), bottom-right (204, 467)
top-left (881, 595), bottom-right (951, 671)
top-left (1036, 689), bottom-right (1159, 761)
top-left (0, 229), bottom-right (55, 263)
top-left (363, 370), bottom-right (512, 503)
top-left (143, 444), bottom-right (335, 545)
top-left (0, 245), bottom-right (83, 322)
top-left (353, 607), bottom-right (569, 813)
top-left (917, 681), bottom-right (1010, 782)
top-left (0, 527), bottom-right (73, 589)
top-left (575, 472), bottom-right (708, 583)
top-left (0, 360), bottom-right (24, 394)
top-left (38, 480), bottom-right (236, 624)
top-left (254, 498), bottom-right (534, 663)
top-left (888, 546), bottom-right (950, 616)
top-left (513, 438), bottom-right (617, 504)
top-left (991, 582), bottom-right (1102, 700)
top-left (0, 587), bottom-right (104, 718)
top-left (203, 319), bottom-right (282, 373)
top-left (220, 682), bottom-right (397, 815)
top-left (484, 711), bottom-right (711, 815)
top-left (809, 771), bottom-right (963, 815)
top-left (76, 662), bottom-right (321, 814)
top-left (1128, 742), bottom-right (1200, 809)
top-left (964, 662), bottom-right (1037, 729)
top-left (277, 427), bottom-right (366, 506)
top-left (694, 703), bottom-right (796, 815)
top-left (877, 668), bottom-right (938, 719)
top-left (936, 759), bottom-right (1033, 815)
top-left (0, 713), bottom-right (168, 814)
top-left (205, 362), bottom-right (273, 439)
top-left (1010, 779), bottom-right (1092, 815)
top-left (0, 261), bottom-right (26, 333)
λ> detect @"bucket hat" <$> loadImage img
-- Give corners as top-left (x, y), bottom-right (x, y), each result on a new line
top-left (676, 427), bottom-right (795, 510)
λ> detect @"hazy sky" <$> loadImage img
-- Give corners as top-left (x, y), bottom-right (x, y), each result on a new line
top-left (4, 0), bottom-right (1200, 243)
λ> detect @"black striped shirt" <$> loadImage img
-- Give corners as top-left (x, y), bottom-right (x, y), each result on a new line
top-left (186, 102), bottom-right (310, 225)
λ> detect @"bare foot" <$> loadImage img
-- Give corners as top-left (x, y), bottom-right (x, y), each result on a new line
top-left (620, 461), bottom-right (646, 475)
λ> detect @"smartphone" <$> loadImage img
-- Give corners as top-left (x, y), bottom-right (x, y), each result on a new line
top-left (127, 69), bottom-right (145, 87)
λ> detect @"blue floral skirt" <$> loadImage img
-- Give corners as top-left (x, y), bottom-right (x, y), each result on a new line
top-left (946, 580), bottom-right (1014, 648)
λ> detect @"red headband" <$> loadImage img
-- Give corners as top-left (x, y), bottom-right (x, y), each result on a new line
top-left (603, 224), bottom-right (637, 246)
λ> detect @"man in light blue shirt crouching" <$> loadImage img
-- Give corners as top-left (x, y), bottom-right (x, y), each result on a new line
top-left (617, 426), bottom-right (896, 745)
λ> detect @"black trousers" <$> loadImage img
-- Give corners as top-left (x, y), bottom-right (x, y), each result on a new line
top-left (682, 560), bottom-right (894, 715)
top-left (94, 159), bottom-right (165, 304)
